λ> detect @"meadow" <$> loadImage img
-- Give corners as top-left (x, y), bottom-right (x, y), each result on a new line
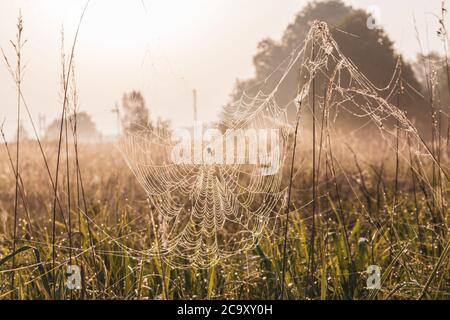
top-left (0, 134), bottom-right (448, 300)
top-left (0, 6), bottom-right (449, 301)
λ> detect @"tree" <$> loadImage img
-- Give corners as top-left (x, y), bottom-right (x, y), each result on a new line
top-left (228, 0), bottom-right (355, 105)
top-left (121, 91), bottom-right (152, 133)
top-left (225, 0), bottom-right (425, 134)
top-left (333, 11), bottom-right (424, 131)
top-left (45, 112), bottom-right (102, 143)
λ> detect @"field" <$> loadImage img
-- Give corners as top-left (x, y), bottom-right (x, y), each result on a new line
top-left (0, 1), bottom-right (449, 301)
top-left (0, 135), bottom-right (448, 300)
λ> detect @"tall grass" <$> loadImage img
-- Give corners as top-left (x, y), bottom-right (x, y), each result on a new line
top-left (0, 11), bottom-right (448, 300)
top-left (0, 13), bottom-right (25, 299)
top-left (0, 138), bottom-right (448, 299)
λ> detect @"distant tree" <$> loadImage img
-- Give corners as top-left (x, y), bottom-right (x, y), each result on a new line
top-left (45, 112), bottom-right (102, 143)
top-left (225, 0), bottom-right (425, 134)
top-left (121, 91), bottom-right (152, 133)
top-left (333, 11), bottom-right (424, 130)
top-left (227, 0), bottom-right (355, 106)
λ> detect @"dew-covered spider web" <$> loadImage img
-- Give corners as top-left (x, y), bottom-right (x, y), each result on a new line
top-left (118, 21), bottom-right (434, 269)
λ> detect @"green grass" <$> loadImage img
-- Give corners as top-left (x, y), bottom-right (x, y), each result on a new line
top-left (0, 140), bottom-right (448, 300)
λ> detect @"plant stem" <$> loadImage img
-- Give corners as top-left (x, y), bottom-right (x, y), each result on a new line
top-left (280, 102), bottom-right (302, 299)
top-left (11, 14), bottom-right (23, 299)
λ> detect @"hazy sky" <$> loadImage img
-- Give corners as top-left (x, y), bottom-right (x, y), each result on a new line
top-left (0, 0), bottom-right (447, 139)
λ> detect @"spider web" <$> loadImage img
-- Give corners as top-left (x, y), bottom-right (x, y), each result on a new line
top-left (118, 21), bottom-right (430, 268)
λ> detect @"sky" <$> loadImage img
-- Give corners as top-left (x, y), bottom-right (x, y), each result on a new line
top-left (0, 0), bottom-right (447, 140)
